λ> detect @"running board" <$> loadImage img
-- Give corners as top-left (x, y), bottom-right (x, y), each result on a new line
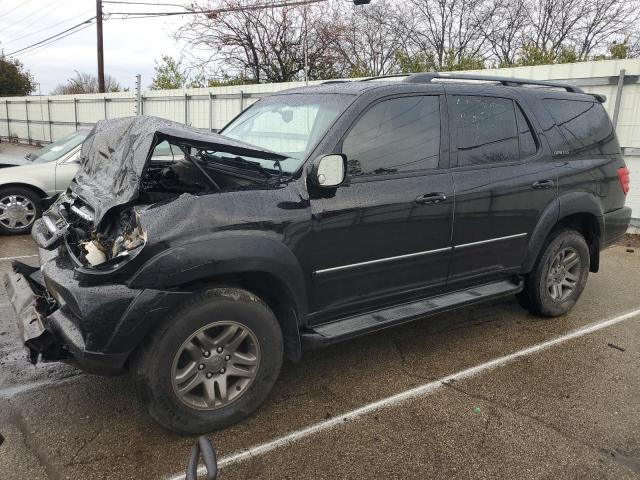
top-left (301, 279), bottom-right (523, 348)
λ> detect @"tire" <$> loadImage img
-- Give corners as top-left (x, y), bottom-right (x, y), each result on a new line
top-left (132, 287), bottom-right (283, 434)
top-left (0, 186), bottom-right (41, 235)
top-left (518, 228), bottom-right (590, 317)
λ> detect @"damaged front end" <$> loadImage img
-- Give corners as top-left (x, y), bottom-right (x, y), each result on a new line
top-left (33, 191), bottom-right (147, 272)
top-left (5, 115), bottom-right (287, 373)
top-left (4, 262), bottom-right (67, 364)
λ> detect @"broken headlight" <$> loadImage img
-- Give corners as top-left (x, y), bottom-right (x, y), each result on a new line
top-left (80, 209), bottom-right (147, 270)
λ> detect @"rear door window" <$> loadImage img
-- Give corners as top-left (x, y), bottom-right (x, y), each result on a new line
top-left (451, 95), bottom-right (519, 166)
top-left (542, 99), bottom-right (619, 154)
top-left (341, 95), bottom-right (441, 177)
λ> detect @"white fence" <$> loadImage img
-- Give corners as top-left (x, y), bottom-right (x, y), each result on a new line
top-left (1, 58), bottom-right (640, 222)
top-left (0, 80), bottom-right (325, 143)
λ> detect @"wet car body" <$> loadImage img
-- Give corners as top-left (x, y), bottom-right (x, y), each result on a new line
top-left (4, 76), bottom-right (632, 432)
top-left (5, 115), bottom-right (302, 373)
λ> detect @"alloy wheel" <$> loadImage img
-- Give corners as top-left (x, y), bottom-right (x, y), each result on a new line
top-left (546, 247), bottom-right (581, 302)
top-left (0, 194), bottom-right (36, 231)
top-left (171, 321), bottom-right (260, 410)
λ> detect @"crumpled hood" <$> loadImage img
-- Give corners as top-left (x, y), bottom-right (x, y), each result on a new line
top-left (70, 115), bottom-right (286, 225)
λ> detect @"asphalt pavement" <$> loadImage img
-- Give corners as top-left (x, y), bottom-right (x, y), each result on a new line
top-left (0, 234), bottom-right (639, 480)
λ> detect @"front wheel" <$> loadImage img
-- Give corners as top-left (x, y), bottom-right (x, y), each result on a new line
top-left (132, 288), bottom-right (283, 434)
top-left (518, 228), bottom-right (590, 317)
top-left (0, 186), bottom-right (41, 235)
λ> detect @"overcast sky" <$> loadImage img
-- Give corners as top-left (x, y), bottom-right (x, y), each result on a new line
top-left (0, 0), bottom-right (189, 93)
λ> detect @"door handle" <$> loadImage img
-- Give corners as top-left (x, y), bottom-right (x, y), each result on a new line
top-left (532, 179), bottom-right (554, 189)
top-left (415, 192), bottom-right (447, 205)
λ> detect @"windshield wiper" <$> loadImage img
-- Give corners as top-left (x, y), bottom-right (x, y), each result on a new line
top-left (215, 155), bottom-right (272, 179)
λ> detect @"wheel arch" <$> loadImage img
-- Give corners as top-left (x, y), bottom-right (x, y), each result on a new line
top-left (128, 235), bottom-right (307, 361)
top-left (523, 193), bottom-right (604, 273)
top-left (555, 212), bottom-right (602, 272)
top-left (0, 182), bottom-right (48, 198)
top-left (169, 271), bottom-right (303, 362)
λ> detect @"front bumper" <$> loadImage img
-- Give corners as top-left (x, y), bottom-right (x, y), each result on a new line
top-left (3, 264), bottom-right (64, 364)
top-left (4, 246), bottom-right (190, 375)
top-left (4, 261), bottom-right (128, 375)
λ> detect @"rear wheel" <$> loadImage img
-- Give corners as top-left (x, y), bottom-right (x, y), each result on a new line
top-left (518, 228), bottom-right (590, 317)
top-left (132, 288), bottom-right (283, 434)
top-left (0, 186), bottom-right (41, 235)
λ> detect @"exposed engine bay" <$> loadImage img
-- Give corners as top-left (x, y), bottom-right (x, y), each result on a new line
top-left (138, 154), bottom-right (262, 203)
top-left (58, 153), bottom-right (264, 268)
top-left (35, 116), bottom-right (287, 269)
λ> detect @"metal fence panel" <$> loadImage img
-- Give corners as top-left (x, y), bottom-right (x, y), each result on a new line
top-left (1, 58), bottom-right (640, 149)
top-left (1, 59), bottom-right (640, 221)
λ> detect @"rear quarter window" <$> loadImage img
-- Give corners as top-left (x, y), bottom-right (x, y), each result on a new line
top-left (542, 99), bottom-right (620, 155)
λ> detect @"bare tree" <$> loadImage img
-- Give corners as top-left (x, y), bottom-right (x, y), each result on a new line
top-left (409, 0), bottom-right (486, 69)
top-left (572, 0), bottom-right (639, 60)
top-left (525, 0), bottom-right (585, 56)
top-left (331, 1), bottom-right (415, 76)
top-left (173, 0), bottom-right (640, 82)
top-left (475, 0), bottom-right (528, 66)
top-left (176, 0), bottom-right (344, 82)
top-left (52, 71), bottom-right (121, 94)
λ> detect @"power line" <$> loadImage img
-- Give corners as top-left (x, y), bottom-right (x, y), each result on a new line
top-left (18, 21), bottom-right (95, 59)
top-left (6, 17), bottom-right (96, 57)
top-left (0, 0), bottom-right (36, 17)
top-left (9, 0), bottom-right (69, 31)
top-left (4, 0), bottom-right (75, 40)
top-left (103, 1), bottom-right (188, 6)
top-left (104, 0), bottom-right (331, 18)
top-left (3, 10), bottom-right (95, 45)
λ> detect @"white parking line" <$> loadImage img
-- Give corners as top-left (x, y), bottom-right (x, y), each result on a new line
top-left (0, 254), bottom-right (38, 261)
top-left (167, 307), bottom-right (640, 480)
top-left (0, 373), bottom-right (83, 399)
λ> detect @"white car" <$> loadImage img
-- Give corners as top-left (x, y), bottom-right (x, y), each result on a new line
top-left (0, 130), bottom-right (89, 235)
top-left (0, 131), bottom-right (179, 235)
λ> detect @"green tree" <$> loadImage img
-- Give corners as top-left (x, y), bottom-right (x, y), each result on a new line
top-left (395, 51), bottom-right (437, 73)
top-left (0, 55), bottom-right (35, 96)
top-left (206, 73), bottom-right (252, 87)
top-left (514, 44), bottom-right (578, 66)
top-left (150, 55), bottom-right (187, 90)
top-left (556, 46), bottom-right (577, 64)
top-left (347, 61), bottom-right (373, 78)
top-left (516, 44), bottom-right (556, 66)
top-left (441, 50), bottom-right (485, 71)
top-left (609, 41), bottom-right (629, 60)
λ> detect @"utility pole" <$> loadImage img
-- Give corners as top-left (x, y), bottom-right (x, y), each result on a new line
top-left (96, 0), bottom-right (105, 93)
top-left (303, 3), bottom-right (308, 85)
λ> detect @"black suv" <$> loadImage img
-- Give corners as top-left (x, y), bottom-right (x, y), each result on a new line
top-left (5, 73), bottom-right (631, 434)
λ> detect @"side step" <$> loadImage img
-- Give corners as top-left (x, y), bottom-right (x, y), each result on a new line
top-left (301, 279), bottom-right (523, 348)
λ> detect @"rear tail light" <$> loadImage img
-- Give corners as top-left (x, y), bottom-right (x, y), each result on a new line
top-left (617, 167), bottom-right (630, 194)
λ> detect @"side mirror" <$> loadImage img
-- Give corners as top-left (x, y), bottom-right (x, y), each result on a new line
top-left (310, 154), bottom-right (346, 188)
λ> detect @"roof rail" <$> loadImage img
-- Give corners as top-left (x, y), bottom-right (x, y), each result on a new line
top-left (360, 74), bottom-right (410, 82)
top-left (403, 72), bottom-right (584, 94)
top-left (321, 80), bottom-right (351, 84)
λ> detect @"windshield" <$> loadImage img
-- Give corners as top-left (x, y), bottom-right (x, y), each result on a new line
top-left (30, 130), bottom-right (88, 163)
top-left (220, 93), bottom-right (352, 173)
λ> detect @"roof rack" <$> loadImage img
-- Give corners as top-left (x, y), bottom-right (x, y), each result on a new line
top-left (360, 74), bottom-right (409, 82)
top-left (403, 72), bottom-right (584, 94)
